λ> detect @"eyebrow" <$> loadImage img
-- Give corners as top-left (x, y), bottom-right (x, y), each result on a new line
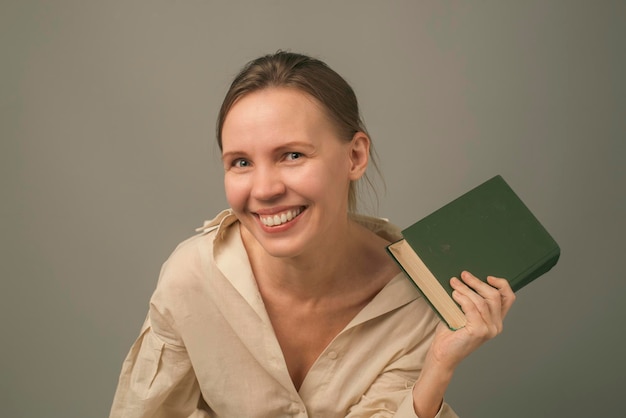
top-left (221, 150), bottom-right (246, 162)
top-left (274, 141), bottom-right (316, 153)
top-left (221, 141), bottom-right (316, 161)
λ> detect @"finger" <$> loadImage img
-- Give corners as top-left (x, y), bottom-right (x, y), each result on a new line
top-left (487, 276), bottom-right (516, 318)
top-left (451, 288), bottom-right (497, 338)
top-left (455, 273), bottom-right (503, 318)
top-left (453, 272), bottom-right (503, 333)
top-left (451, 276), bottom-right (501, 331)
top-left (459, 271), bottom-right (501, 301)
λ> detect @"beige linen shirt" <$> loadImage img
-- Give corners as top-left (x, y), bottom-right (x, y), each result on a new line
top-left (110, 209), bottom-right (458, 418)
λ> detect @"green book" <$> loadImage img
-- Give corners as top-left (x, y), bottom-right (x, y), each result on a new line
top-left (386, 175), bottom-right (560, 330)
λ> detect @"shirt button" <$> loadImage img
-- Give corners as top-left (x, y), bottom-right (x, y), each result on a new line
top-left (327, 350), bottom-right (338, 360)
top-left (289, 402), bottom-right (305, 415)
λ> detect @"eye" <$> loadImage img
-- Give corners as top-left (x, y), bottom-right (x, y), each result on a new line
top-left (285, 152), bottom-right (303, 161)
top-left (232, 158), bottom-right (250, 168)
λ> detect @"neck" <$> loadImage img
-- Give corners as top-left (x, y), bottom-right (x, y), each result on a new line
top-left (242, 218), bottom-right (362, 301)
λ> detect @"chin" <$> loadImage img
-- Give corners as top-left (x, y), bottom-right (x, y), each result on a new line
top-left (237, 219), bottom-right (299, 257)
top-left (254, 234), bottom-right (310, 259)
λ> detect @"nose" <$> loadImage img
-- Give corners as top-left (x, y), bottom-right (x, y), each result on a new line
top-left (250, 166), bottom-right (286, 201)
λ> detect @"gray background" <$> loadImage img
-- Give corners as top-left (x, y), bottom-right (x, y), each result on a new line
top-left (2, 1), bottom-right (624, 417)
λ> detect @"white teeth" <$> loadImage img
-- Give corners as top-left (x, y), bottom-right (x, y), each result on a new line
top-left (260, 208), bottom-right (302, 227)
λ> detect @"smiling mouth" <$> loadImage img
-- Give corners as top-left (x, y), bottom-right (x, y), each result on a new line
top-left (258, 207), bottom-right (304, 227)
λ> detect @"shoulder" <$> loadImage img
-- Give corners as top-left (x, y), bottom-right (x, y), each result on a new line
top-left (349, 212), bottom-right (402, 243)
top-left (156, 209), bottom-right (240, 292)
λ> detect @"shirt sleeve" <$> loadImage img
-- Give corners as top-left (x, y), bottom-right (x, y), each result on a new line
top-left (344, 367), bottom-right (458, 418)
top-left (395, 390), bottom-right (458, 418)
top-left (108, 315), bottom-right (209, 418)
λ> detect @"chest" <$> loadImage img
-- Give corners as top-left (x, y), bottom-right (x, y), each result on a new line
top-left (266, 302), bottom-right (364, 391)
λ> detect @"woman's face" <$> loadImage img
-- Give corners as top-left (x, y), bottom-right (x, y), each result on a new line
top-left (221, 87), bottom-right (368, 259)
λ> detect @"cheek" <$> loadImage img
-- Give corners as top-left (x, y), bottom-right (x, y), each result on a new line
top-left (322, 155), bottom-right (352, 189)
top-left (224, 175), bottom-right (247, 209)
top-left (295, 160), bottom-right (351, 197)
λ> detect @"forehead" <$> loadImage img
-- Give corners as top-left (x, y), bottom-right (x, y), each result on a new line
top-left (221, 87), bottom-right (336, 148)
top-left (225, 87), bottom-right (324, 123)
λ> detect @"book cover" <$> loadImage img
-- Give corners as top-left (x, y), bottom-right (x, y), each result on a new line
top-left (386, 175), bottom-right (560, 330)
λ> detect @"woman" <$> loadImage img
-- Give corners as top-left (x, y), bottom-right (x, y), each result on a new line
top-left (110, 51), bottom-right (515, 418)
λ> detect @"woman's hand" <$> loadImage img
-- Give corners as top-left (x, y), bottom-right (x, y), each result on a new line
top-left (428, 271), bottom-right (516, 370)
top-left (411, 271), bottom-right (516, 418)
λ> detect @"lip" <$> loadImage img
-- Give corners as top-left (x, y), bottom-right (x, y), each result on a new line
top-left (253, 206), bottom-right (307, 231)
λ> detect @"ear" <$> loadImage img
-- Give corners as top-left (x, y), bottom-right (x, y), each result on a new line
top-left (347, 131), bottom-right (370, 181)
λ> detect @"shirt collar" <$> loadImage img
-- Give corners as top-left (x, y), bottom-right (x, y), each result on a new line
top-left (197, 209), bottom-right (420, 325)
